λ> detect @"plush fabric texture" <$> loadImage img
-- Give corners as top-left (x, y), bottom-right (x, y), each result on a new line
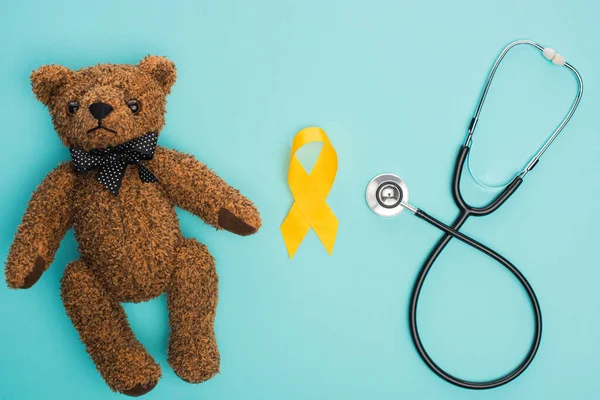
top-left (5, 56), bottom-right (261, 396)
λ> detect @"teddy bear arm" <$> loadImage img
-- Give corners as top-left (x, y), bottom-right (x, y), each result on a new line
top-left (152, 147), bottom-right (261, 236)
top-left (5, 162), bottom-right (76, 289)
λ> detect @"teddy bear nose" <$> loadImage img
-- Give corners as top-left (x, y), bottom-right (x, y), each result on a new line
top-left (89, 102), bottom-right (114, 120)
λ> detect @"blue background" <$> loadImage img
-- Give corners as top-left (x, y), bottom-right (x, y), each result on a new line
top-left (0, 0), bottom-right (598, 399)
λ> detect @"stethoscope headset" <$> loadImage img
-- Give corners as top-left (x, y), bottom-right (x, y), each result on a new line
top-left (366, 40), bottom-right (583, 389)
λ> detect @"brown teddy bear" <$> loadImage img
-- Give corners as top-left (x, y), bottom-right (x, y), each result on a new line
top-left (5, 56), bottom-right (261, 396)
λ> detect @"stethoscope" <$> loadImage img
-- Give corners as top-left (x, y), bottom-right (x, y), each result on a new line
top-left (365, 40), bottom-right (583, 389)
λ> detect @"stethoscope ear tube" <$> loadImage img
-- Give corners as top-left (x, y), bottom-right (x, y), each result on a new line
top-left (464, 39), bottom-right (583, 189)
top-left (453, 146), bottom-right (523, 217)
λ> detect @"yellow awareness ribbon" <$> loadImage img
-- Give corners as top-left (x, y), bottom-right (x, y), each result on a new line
top-left (281, 127), bottom-right (338, 258)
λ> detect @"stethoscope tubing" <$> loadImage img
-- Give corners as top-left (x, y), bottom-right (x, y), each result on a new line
top-left (405, 144), bottom-right (543, 389)
top-left (408, 208), bottom-right (542, 389)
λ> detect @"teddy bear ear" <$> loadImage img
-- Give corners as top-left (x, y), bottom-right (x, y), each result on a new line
top-left (31, 64), bottom-right (72, 106)
top-left (138, 55), bottom-right (177, 94)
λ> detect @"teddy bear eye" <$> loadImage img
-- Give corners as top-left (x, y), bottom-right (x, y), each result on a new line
top-left (67, 101), bottom-right (80, 114)
top-left (127, 99), bottom-right (140, 114)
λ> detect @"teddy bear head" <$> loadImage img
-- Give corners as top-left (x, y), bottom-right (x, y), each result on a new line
top-left (31, 56), bottom-right (176, 151)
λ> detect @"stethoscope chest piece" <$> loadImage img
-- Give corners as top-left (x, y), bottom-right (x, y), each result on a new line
top-left (366, 173), bottom-right (409, 217)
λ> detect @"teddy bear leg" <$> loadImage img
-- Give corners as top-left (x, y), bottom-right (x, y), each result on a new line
top-left (61, 259), bottom-right (161, 396)
top-left (167, 238), bottom-right (220, 383)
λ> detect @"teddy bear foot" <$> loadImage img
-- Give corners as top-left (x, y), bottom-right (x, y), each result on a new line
top-left (111, 365), bottom-right (160, 397)
top-left (121, 380), bottom-right (158, 397)
top-left (168, 337), bottom-right (220, 384)
top-left (171, 361), bottom-right (220, 384)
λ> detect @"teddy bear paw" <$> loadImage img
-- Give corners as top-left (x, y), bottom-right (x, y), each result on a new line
top-left (104, 350), bottom-right (162, 396)
top-left (218, 208), bottom-right (258, 236)
top-left (21, 256), bottom-right (47, 288)
top-left (168, 336), bottom-right (220, 384)
top-left (121, 381), bottom-right (158, 397)
top-left (6, 255), bottom-right (46, 289)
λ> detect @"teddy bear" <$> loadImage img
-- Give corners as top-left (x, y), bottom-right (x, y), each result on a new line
top-left (5, 55), bottom-right (261, 396)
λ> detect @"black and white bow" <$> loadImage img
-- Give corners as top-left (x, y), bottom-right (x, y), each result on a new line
top-left (70, 132), bottom-right (159, 195)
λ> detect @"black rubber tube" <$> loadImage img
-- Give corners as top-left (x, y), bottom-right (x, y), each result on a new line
top-left (408, 209), bottom-right (542, 389)
top-left (407, 145), bottom-right (542, 389)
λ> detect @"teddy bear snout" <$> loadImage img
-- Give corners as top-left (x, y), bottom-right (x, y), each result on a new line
top-left (89, 102), bottom-right (114, 121)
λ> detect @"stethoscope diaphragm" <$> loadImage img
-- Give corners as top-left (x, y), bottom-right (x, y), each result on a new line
top-left (365, 173), bottom-right (409, 217)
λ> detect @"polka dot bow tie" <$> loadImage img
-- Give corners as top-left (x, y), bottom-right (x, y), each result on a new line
top-left (70, 132), bottom-right (159, 195)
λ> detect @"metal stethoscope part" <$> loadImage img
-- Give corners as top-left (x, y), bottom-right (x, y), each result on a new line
top-left (466, 39), bottom-right (583, 189)
top-left (365, 174), bottom-right (409, 217)
top-left (366, 39), bottom-right (583, 389)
